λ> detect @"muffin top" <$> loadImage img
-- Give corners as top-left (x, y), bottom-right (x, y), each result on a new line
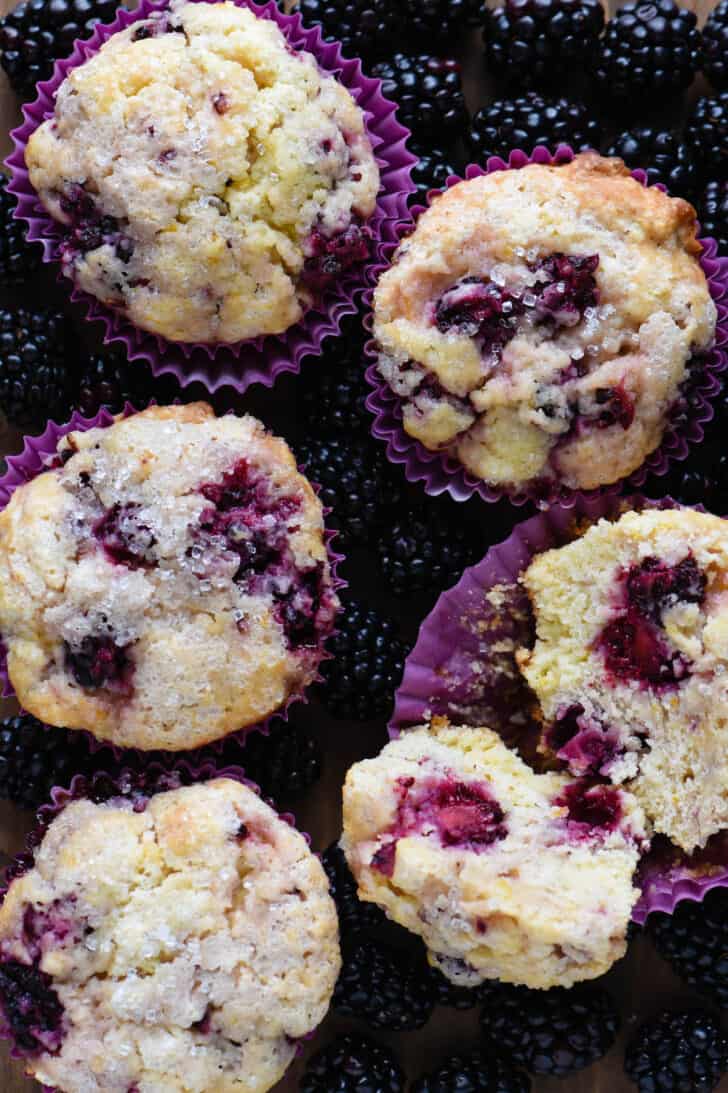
top-left (25, 0), bottom-right (380, 344)
top-left (518, 506), bottom-right (728, 853)
top-left (0, 777), bottom-right (341, 1093)
top-left (373, 154), bottom-right (716, 492)
top-left (342, 721), bottom-right (648, 990)
top-left (0, 403), bottom-right (338, 750)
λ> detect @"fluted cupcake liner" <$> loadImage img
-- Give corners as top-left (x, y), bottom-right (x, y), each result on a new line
top-left (6, 0), bottom-right (416, 394)
top-left (0, 405), bottom-right (344, 756)
top-left (364, 145), bottom-right (728, 508)
top-left (391, 494), bottom-right (728, 922)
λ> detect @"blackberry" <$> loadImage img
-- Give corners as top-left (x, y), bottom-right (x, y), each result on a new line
top-left (686, 93), bottom-right (728, 181)
top-left (412, 1052), bottom-right (531, 1092)
top-left (703, 0), bottom-right (728, 90)
top-left (594, 0), bottom-right (702, 103)
top-left (376, 506), bottom-right (483, 597)
top-left (370, 54), bottom-right (468, 142)
top-left (426, 965), bottom-right (485, 1010)
top-left (468, 93), bottom-right (600, 162)
top-left (606, 128), bottom-right (699, 196)
top-left (699, 179), bottom-right (728, 254)
top-left (482, 0), bottom-right (604, 89)
top-left (292, 0), bottom-right (404, 62)
top-left (296, 436), bottom-right (402, 546)
top-left (0, 306), bottom-right (72, 428)
top-left (481, 982), bottom-right (619, 1076)
top-left (625, 1010), bottom-right (728, 1092)
top-left (649, 889), bottom-right (728, 1005)
top-left (333, 940), bottom-right (435, 1030)
top-left (0, 959), bottom-right (64, 1054)
top-left (403, 0), bottom-right (483, 43)
top-left (301, 317), bottom-right (370, 436)
top-left (0, 0), bottom-right (119, 100)
top-left (316, 598), bottom-right (407, 721)
top-left (410, 142), bottom-right (458, 206)
top-left (0, 713), bottom-right (101, 810)
top-left (232, 720), bottom-right (322, 802)
top-left (73, 347), bottom-right (164, 418)
top-left (301, 1034), bottom-right (405, 1093)
top-left (0, 185), bottom-right (41, 287)
top-left (322, 842), bottom-right (392, 938)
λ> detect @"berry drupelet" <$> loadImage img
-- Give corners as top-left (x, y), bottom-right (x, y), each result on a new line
top-left (72, 347), bottom-right (166, 418)
top-left (481, 982), bottom-right (619, 1077)
top-left (649, 890), bottom-right (728, 1005)
top-left (0, 712), bottom-right (102, 810)
top-left (686, 93), bottom-right (728, 181)
top-left (370, 54), bottom-right (468, 143)
top-left (606, 128), bottom-right (699, 197)
top-left (699, 180), bottom-right (728, 255)
top-left (409, 143), bottom-right (458, 206)
top-left (322, 842), bottom-right (392, 938)
top-left (333, 940), bottom-right (435, 1030)
top-left (625, 1010), bottom-right (728, 1092)
top-left (0, 306), bottom-right (72, 428)
top-left (703, 0), bottom-right (728, 90)
top-left (468, 93), bottom-right (600, 163)
top-left (595, 0), bottom-right (702, 104)
top-left (0, 186), bottom-right (41, 287)
top-left (425, 964), bottom-right (485, 1010)
top-left (234, 720), bottom-right (322, 802)
top-left (482, 0), bottom-right (604, 90)
top-left (376, 506), bottom-right (483, 597)
top-left (316, 598), bottom-right (407, 721)
top-left (0, 0), bottom-right (118, 100)
top-left (301, 1034), bottom-right (405, 1093)
top-left (412, 1052), bottom-right (532, 1093)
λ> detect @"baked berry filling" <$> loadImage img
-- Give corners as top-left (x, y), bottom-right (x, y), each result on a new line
top-left (19, 902), bottom-right (80, 961)
top-left (57, 184), bottom-right (133, 264)
top-left (64, 634), bottom-right (134, 694)
top-left (435, 276), bottom-right (525, 352)
top-left (625, 554), bottom-right (706, 618)
top-left (532, 253), bottom-right (599, 327)
top-left (300, 223), bottom-right (372, 295)
top-left (0, 959), bottom-right (64, 1055)
top-left (554, 780), bottom-right (623, 838)
top-left (547, 705), bottom-right (621, 777)
top-left (93, 503), bottom-right (156, 569)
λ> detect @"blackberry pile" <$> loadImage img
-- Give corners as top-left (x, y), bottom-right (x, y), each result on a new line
top-left (371, 54), bottom-right (468, 142)
top-left (0, 713), bottom-right (103, 810)
top-left (301, 1034), bottom-right (405, 1092)
top-left (469, 93), bottom-right (600, 162)
top-left (377, 505), bottom-right (484, 597)
top-left (703, 0), bottom-right (728, 89)
top-left (625, 1010), bottom-right (728, 1092)
top-left (649, 890), bottom-right (728, 1005)
top-left (686, 93), bottom-right (728, 181)
top-left (700, 180), bottom-right (728, 255)
top-left (0, 306), bottom-right (72, 427)
top-left (233, 720), bottom-right (322, 802)
top-left (73, 348), bottom-right (163, 418)
top-left (483, 0), bottom-right (604, 88)
top-left (412, 1052), bottom-right (531, 1093)
top-left (409, 143), bottom-right (458, 205)
top-left (301, 316), bottom-right (370, 437)
top-left (606, 128), bottom-right (698, 196)
top-left (0, 186), bottom-right (41, 287)
top-left (333, 940), bottom-right (435, 1030)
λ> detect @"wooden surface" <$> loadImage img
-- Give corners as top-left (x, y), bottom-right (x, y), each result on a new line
top-left (0, 0), bottom-right (725, 1089)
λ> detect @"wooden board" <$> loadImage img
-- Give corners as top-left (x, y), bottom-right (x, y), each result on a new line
top-left (0, 0), bottom-right (724, 1089)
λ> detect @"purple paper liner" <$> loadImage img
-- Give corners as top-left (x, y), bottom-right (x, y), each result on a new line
top-left (6, 0), bottom-right (416, 395)
top-left (0, 405), bottom-right (344, 755)
top-left (364, 145), bottom-right (728, 508)
top-left (0, 761), bottom-right (316, 1088)
top-left (390, 494), bottom-right (728, 922)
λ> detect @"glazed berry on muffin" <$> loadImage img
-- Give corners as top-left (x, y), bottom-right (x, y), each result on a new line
top-left (0, 777), bottom-right (341, 1093)
top-left (372, 154), bottom-right (716, 494)
top-left (24, 2), bottom-right (379, 345)
top-left (0, 404), bottom-right (339, 751)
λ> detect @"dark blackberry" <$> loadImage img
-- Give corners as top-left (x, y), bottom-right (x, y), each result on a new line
top-left (73, 347), bottom-right (164, 418)
top-left (230, 720), bottom-right (321, 802)
top-left (686, 94), bottom-right (728, 181)
top-left (468, 93), bottom-right (600, 162)
top-left (0, 0), bottom-right (119, 100)
top-left (594, 0), bottom-right (702, 103)
top-left (292, 0), bottom-right (403, 60)
top-left (649, 889), bottom-right (728, 1005)
top-left (301, 1034), bottom-right (405, 1093)
top-left (481, 982), bottom-right (619, 1076)
top-left (301, 317), bottom-right (370, 436)
top-left (703, 0), bottom-right (728, 90)
top-left (699, 179), bottom-right (728, 254)
top-left (403, 0), bottom-right (483, 42)
top-left (296, 436), bottom-right (402, 546)
top-left (606, 128), bottom-right (699, 196)
top-left (0, 306), bottom-right (72, 428)
top-left (333, 940), bottom-right (435, 1030)
top-left (482, 0), bottom-right (604, 89)
top-left (322, 842), bottom-right (392, 938)
top-left (0, 959), bottom-right (64, 1055)
top-left (0, 185), bottom-right (41, 286)
top-left (0, 713), bottom-right (102, 810)
top-left (316, 598), bottom-right (407, 721)
top-left (412, 1052), bottom-right (532, 1093)
top-left (426, 965), bottom-right (485, 1010)
top-left (410, 142), bottom-right (458, 205)
top-left (625, 1010), bottom-right (728, 1092)
top-left (377, 506), bottom-right (483, 597)
top-left (370, 54), bottom-right (468, 142)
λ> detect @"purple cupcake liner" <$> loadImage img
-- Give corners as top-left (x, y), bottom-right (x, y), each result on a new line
top-left (391, 494), bottom-right (728, 921)
top-left (0, 405), bottom-right (344, 755)
top-left (6, 0), bottom-right (416, 395)
top-left (365, 145), bottom-right (728, 508)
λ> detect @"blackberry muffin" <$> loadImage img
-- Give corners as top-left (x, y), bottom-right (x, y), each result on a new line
top-left (0, 777), bottom-right (341, 1092)
top-left (372, 153), bottom-right (716, 493)
top-left (518, 507), bottom-right (728, 853)
top-left (24, 1), bottom-right (380, 344)
top-left (341, 721), bottom-right (648, 990)
top-left (0, 404), bottom-right (338, 750)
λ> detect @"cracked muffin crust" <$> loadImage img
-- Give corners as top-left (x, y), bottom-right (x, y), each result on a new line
top-left (0, 777), bottom-right (341, 1093)
top-left (24, 0), bottom-right (380, 344)
top-left (372, 153), bottom-right (716, 492)
top-left (341, 721), bottom-right (648, 990)
top-left (517, 507), bottom-right (728, 854)
top-left (0, 403), bottom-right (338, 750)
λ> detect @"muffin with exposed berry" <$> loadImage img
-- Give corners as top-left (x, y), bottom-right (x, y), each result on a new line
top-left (518, 507), bottom-right (728, 853)
top-left (23, 2), bottom-right (379, 345)
top-left (482, 0), bottom-right (604, 89)
top-left (372, 153), bottom-right (716, 494)
top-left (625, 1010), bottom-right (728, 1092)
top-left (0, 403), bottom-right (339, 750)
top-left (0, 776), bottom-right (341, 1092)
top-left (341, 720), bottom-right (649, 990)
top-left (595, 0), bottom-right (702, 102)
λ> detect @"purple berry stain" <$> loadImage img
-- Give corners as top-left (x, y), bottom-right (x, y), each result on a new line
top-left (64, 634), bottom-right (133, 694)
top-left (532, 253), bottom-right (599, 326)
top-left (547, 705), bottom-right (621, 777)
top-left (555, 780), bottom-right (623, 837)
top-left (93, 503), bottom-right (156, 569)
top-left (435, 276), bottom-right (525, 354)
top-left (301, 224), bottom-right (372, 295)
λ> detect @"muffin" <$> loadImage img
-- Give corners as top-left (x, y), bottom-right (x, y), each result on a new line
top-left (24, 1), bottom-right (380, 345)
top-left (0, 403), bottom-right (338, 750)
top-left (341, 721), bottom-right (648, 990)
top-left (372, 153), bottom-right (716, 493)
top-left (517, 506), bottom-right (728, 853)
top-left (0, 776), bottom-right (341, 1093)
